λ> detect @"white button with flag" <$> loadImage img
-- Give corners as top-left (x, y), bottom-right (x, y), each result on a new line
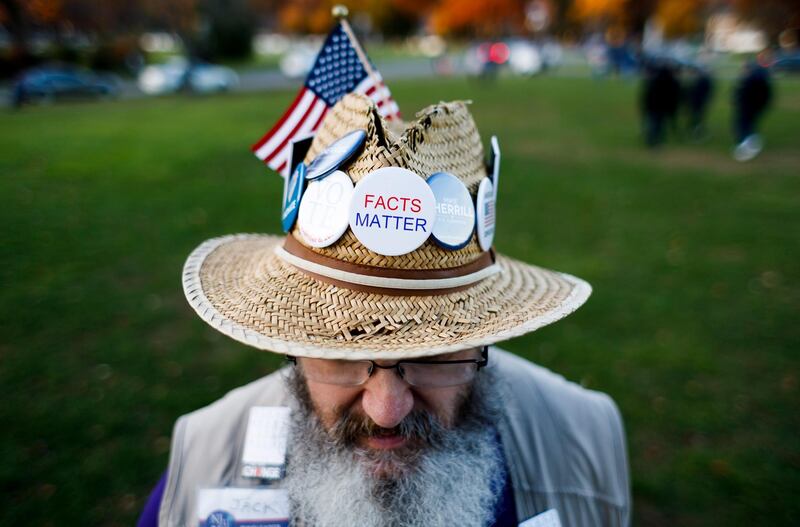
top-left (476, 177), bottom-right (496, 251)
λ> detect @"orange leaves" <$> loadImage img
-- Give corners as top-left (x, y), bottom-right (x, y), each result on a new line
top-left (655, 0), bottom-right (704, 37)
top-left (430, 0), bottom-right (526, 36)
top-left (571, 0), bottom-right (627, 23)
top-left (24, 0), bottom-right (64, 25)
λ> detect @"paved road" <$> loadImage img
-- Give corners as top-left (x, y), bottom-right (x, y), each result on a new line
top-left (1, 58), bottom-right (439, 107)
top-left (236, 58), bottom-right (437, 93)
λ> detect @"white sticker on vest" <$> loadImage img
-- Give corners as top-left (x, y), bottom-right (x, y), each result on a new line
top-left (241, 406), bottom-right (291, 480)
top-left (197, 487), bottom-right (289, 527)
top-left (519, 509), bottom-right (561, 527)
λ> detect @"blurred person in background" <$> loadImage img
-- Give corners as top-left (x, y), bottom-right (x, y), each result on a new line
top-left (732, 59), bottom-right (773, 162)
top-left (683, 64), bottom-right (714, 142)
top-left (641, 59), bottom-right (682, 148)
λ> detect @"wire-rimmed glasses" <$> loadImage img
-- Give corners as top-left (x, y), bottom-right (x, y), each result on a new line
top-left (287, 346), bottom-right (488, 388)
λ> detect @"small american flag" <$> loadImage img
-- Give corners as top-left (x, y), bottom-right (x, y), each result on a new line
top-left (252, 23), bottom-right (401, 176)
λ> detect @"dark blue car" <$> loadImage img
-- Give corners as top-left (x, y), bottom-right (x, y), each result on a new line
top-left (771, 55), bottom-right (800, 75)
top-left (12, 66), bottom-right (119, 107)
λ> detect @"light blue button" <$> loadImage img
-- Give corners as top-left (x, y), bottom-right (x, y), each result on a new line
top-left (306, 129), bottom-right (366, 180)
top-left (427, 172), bottom-right (475, 250)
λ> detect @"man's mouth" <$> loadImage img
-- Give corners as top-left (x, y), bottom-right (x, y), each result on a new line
top-left (362, 431), bottom-right (408, 450)
top-left (332, 408), bottom-right (441, 455)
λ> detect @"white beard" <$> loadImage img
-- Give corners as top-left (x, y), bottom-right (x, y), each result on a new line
top-left (282, 371), bottom-right (505, 527)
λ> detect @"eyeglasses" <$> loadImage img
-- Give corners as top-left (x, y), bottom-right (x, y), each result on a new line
top-left (287, 346), bottom-right (488, 388)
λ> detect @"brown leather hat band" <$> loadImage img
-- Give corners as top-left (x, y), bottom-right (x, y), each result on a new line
top-left (277, 234), bottom-right (498, 295)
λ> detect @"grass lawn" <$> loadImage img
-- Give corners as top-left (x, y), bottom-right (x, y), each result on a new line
top-left (1, 74), bottom-right (798, 526)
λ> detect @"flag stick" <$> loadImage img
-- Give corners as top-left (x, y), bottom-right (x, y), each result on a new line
top-left (332, 5), bottom-right (382, 87)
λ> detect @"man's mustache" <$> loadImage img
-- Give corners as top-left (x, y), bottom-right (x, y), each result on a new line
top-left (329, 408), bottom-right (446, 448)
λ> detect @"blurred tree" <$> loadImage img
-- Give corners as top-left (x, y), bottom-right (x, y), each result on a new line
top-left (655, 0), bottom-right (705, 38)
top-left (570, 0), bottom-right (657, 39)
top-left (0, 0), bottom-right (34, 76)
top-left (571, 0), bottom-right (626, 23)
top-left (430, 0), bottom-right (528, 36)
top-left (391, 0), bottom-right (430, 18)
top-left (200, 0), bottom-right (255, 60)
top-left (354, 0), bottom-right (419, 37)
top-left (275, 0), bottom-right (330, 34)
top-left (24, 0), bottom-right (63, 25)
top-left (268, 0), bottom-right (419, 36)
top-left (142, 0), bottom-right (199, 41)
top-left (734, 0), bottom-right (800, 44)
top-left (0, 0), bottom-right (147, 74)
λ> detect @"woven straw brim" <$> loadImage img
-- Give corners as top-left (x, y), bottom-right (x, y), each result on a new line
top-left (183, 234), bottom-right (591, 360)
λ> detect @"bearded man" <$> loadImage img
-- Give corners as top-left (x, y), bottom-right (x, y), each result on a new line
top-left (138, 94), bottom-right (630, 527)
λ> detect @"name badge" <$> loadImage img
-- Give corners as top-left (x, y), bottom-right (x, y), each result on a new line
top-left (241, 407), bottom-right (291, 480)
top-left (519, 509), bottom-right (561, 527)
top-left (197, 487), bottom-right (289, 527)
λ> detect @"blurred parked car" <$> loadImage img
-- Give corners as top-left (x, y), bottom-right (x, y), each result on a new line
top-left (11, 66), bottom-right (119, 107)
top-left (464, 41), bottom-right (508, 77)
top-left (507, 40), bottom-right (543, 76)
top-left (280, 46), bottom-right (317, 78)
top-left (465, 40), bottom-right (554, 77)
top-left (770, 54), bottom-right (800, 75)
top-left (138, 57), bottom-right (239, 95)
top-left (539, 40), bottom-right (564, 70)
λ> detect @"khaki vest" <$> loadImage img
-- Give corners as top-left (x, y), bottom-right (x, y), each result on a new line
top-left (159, 348), bottom-right (630, 526)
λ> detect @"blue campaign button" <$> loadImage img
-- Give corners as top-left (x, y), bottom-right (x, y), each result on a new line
top-left (205, 510), bottom-right (236, 527)
top-left (427, 172), bottom-right (475, 250)
top-left (305, 129), bottom-right (366, 180)
top-left (282, 163), bottom-right (306, 232)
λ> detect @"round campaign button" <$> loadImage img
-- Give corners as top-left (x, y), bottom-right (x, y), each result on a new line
top-left (476, 177), bottom-right (496, 251)
top-left (206, 510), bottom-right (236, 527)
top-left (305, 129), bottom-right (367, 180)
top-left (490, 135), bottom-right (501, 189)
top-left (282, 163), bottom-right (306, 233)
top-left (297, 170), bottom-right (354, 247)
top-left (427, 172), bottom-right (475, 250)
top-left (349, 167), bottom-right (436, 256)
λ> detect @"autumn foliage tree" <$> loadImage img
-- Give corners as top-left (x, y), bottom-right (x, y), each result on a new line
top-left (733, 0), bottom-right (800, 44)
top-left (570, 0), bottom-right (657, 38)
top-left (428, 0), bottom-right (528, 36)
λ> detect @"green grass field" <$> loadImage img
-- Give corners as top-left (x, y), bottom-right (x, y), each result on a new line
top-left (1, 75), bottom-right (799, 526)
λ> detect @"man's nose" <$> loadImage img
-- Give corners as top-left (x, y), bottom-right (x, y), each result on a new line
top-left (361, 366), bottom-right (414, 429)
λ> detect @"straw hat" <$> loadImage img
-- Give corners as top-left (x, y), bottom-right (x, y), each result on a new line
top-left (182, 93), bottom-right (591, 360)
